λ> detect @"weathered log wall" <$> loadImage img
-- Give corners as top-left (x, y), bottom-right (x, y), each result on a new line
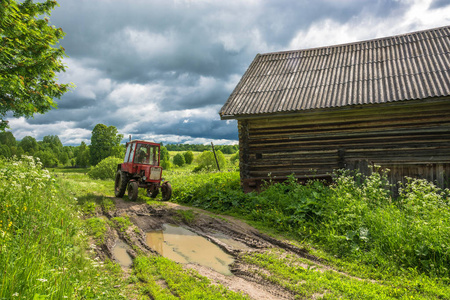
top-left (238, 98), bottom-right (450, 192)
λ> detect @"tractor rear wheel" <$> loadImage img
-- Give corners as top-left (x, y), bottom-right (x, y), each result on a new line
top-left (161, 182), bottom-right (172, 201)
top-left (114, 171), bottom-right (128, 198)
top-left (128, 181), bottom-right (139, 201)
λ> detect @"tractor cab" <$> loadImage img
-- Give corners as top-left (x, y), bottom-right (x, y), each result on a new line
top-left (115, 140), bottom-right (171, 201)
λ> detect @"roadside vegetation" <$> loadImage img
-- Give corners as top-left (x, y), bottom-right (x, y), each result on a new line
top-left (0, 156), bottom-right (127, 299)
top-left (169, 167), bottom-right (450, 298)
top-left (1, 148), bottom-right (449, 299)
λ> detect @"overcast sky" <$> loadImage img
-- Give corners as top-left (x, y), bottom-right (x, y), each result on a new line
top-left (6, 0), bottom-right (450, 145)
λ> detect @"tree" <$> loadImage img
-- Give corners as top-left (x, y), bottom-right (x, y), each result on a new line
top-left (42, 135), bottom-right (63, 150)
top-left (183, 151), bottom-right (194, 164)
top-left (0, 131), bottom-right (16, 147)
top-left (19, 135), bottom-right (38, 155)
top-left (173, 153), bottom-right (185, 167)
top-left (58, 151), bottom-right (68, 165)
top-left (89, 124), bottom-right (123, 166)
top-left (34, 149), bottom-right (58, 167)
top-left (76, 141), bottom-right (90, 167)
top-left (0, 0), bottom-right (72, 131)
top-left (0, 144), bottom-right (11, 158)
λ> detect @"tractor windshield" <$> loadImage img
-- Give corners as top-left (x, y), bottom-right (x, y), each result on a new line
top-left (134, 143), bottom-right (159, 165)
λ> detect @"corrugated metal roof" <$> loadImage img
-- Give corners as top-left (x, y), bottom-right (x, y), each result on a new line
top-left (220, 26), bottom-right (450, 119)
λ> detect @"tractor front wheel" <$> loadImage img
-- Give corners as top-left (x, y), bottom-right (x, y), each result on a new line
top-left (128, 181), bottom-right (139, 201)
top-left (147, 189), bottom-right (159, 198)
top-left (114, 171), bottom-right (128, 198)
top-left (161, 182), bottom-right (172, 201)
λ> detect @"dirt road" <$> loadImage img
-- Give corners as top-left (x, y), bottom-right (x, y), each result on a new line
top-left (97, 198), bottom-right (329, 299)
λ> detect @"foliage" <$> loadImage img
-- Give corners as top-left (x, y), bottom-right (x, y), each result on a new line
top-left (34, 149), bottom-right (58, 167)
top-left (0, 144), bottom-right (11, 158)
top-left (173, 152), bottom-right (185, 167)
top-left (0, 156), bottom-right (126, 299)
top-left (0, 131), bottom-right (15, 147)
top-left (87, 156), bottom-right (122, 180)
top-left (133, 255), bottom-right (249, 299)
top-left (171, 170), bottom-right (450, 279)
top-left (193, 150), bottom-right (226, 172)
top-left (165, 143), bottom-right (238, 154)
top-left (19, 135), bottom-right (38, 155)
top-left (89, 124), bottom-right (123, 166)
top-left (160, 146), bottom-right (171, 169)
top-left (160, 146), bottom-right (169, 161)
top-left (0, 0), bottom-right (71, 131)
top-left (242, 249), bottom-right (449, 299)
top-left (85, 217), bottom-right (107, 245)
top-left (230, 150), bottom-right (239, 164)
top-left (183, 150), bottom-right (194, 164)
top-left (161, 158), bottom-right (172, 170)
top-left (76, 141), bottom-right (90, 167)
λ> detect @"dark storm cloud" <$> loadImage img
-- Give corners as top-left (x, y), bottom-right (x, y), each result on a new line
top-left (7, 0), bottom-right (450, 145)
top-left (430, 0), bottom-right (450, 9)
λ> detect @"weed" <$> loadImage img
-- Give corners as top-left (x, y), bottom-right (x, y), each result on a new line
top-left (85, 217), bottom-right (108, 245)
top-left (133, 255), bottom-right (249, 299)
top-left (111, 216), bottom-right (133, 232)
top-left (174, 209), bottom-right (196, 224)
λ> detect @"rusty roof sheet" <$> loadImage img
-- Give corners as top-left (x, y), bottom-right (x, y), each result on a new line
top-left (220, 26), bottom-right (450, 119)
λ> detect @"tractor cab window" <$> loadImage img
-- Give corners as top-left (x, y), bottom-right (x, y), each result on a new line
top-left (149, 146), bottom-right (159, 165)
top-left (134, 143), bottom-right (150, 164)
top-left (125, 143), bottom-right (136, 163)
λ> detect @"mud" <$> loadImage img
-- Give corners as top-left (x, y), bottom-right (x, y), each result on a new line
top-left (96, 198), bottom-right (326, 299)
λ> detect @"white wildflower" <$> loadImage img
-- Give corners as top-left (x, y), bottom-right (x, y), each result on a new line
top-left (37, 278), bottom-right (47, 282)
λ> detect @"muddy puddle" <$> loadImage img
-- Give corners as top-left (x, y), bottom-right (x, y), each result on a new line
top-left (146, 224), bottom-right (234, 275)
top-left (112, 240), bottom-right (133, 268)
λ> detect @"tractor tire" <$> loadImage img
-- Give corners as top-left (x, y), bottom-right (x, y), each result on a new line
top-left (161, 182), bottom-right (172, 201)
top-left (114, 171), bottom-right (128, 198)
top-left (148, 189), bottom-right (159, 198)
top-left (128, 181), bottom-right (139, 201)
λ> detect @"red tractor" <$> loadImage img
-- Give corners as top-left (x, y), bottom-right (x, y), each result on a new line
top-left (114, 140), bottom-right (172, 201)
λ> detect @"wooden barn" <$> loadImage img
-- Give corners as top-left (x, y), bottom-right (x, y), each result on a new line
top-left (219, 26), bottom-right (450, 192)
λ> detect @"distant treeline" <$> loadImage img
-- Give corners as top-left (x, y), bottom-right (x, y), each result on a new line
top-left (164, 143), bottom-right (238, 154)
top-left (0, 129), bottom-right (239, 168)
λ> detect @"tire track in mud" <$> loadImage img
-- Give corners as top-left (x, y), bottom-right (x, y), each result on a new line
top-left (95, 198), bottom-right (334, 299)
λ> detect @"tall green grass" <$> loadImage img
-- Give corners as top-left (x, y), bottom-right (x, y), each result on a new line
top-left (171, 170), bottom-right (450, 280)
top-left (0, 157), bottom-right (125, 299)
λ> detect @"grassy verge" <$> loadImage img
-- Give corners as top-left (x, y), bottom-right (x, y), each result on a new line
top-left (242, 249), bottom-right (448, 299)
top-left (170, 169), bottom-right (450, 298)
top-left (0, 157), bottom-right (129, 299)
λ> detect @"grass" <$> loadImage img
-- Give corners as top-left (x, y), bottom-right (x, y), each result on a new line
top-left (133, 255), bottom-right (249, 299)
top-left (3, 153), bottom-right (450, 299)
top-left (170, 168), bottom-right (450, 298)
top-left (242, 249), bottom-right (449, 299)
top-left (0, 156), bottom-right (129, 299)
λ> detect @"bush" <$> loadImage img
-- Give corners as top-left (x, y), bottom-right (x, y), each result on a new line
top-left (193, 150), bottom-right (226, 172)
top-left (161, 159), bottom-right (172, 170)
top-left (230, 151), bottom-right (239, 164)
top-left (173, 153), bottom-right (185, 167)
top-left (160, 146), bottom-right (169, 161)
top-left (183, 151), bottom-right (194, 164)
top-left (87, 156), bottom-right (122, 180)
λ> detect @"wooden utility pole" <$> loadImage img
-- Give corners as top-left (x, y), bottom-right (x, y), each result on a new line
top-left (211, 142), bottom-right (220, 171)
